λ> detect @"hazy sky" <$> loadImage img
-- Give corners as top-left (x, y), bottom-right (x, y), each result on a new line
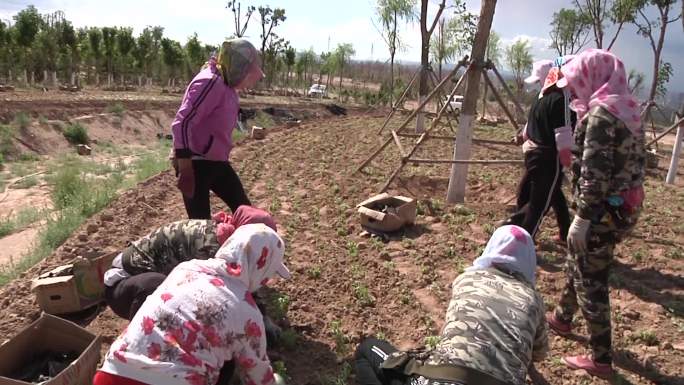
top-left (1, 0), bottom-right (683, 93)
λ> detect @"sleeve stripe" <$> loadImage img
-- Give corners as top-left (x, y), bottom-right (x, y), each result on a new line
top-left (181, 74), bottom-right (219, 149)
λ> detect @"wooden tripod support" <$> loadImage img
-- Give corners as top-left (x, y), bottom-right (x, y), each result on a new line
top-left (357, 58), bottom-right (524, 193)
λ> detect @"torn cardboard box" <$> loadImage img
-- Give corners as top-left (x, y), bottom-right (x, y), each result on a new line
top-left (251, 126), bottom-right (266, 140)
top-left (0, 313), bottom-right (100, 385)
top-left (357, 193), bottom-right (417, 233)
top-left (31, 252), bottom-right (117, 315)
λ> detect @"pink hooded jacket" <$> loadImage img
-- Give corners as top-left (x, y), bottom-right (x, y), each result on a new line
top-left (171, 66), bottom-right (238, 161)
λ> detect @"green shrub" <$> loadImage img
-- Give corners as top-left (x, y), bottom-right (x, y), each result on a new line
top-left (13, 112), bottom-right (30, 130)
top-left (0, 124), bottom-right (16, 158)
top-left (63, 123), bottom-right (89, 145)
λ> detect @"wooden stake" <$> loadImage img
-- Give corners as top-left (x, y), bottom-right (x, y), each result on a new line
top-left (482, 70), bottom-right (519, 132)
top-left (356, 60), bottom-right (466, 173)
top-left (446, 0), bottom-right (497, 203)
top-left (489, 63), bottom-right (526, 119)
top-left (379, 68), bottom-right (470, 190)
top-left (391, 130), bottom-right (406, 158)
top-left (645, 116), bottom-right (684, 148)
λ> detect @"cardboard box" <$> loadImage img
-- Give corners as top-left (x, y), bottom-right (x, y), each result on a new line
top-left (357, 193), bottom-right (417, 232)
top-left (31, 252), bottom-right (117, 315)
top-left (251, 126), bottom-right (266, 140)
top-left (0, 313), bottom-right (101, 385)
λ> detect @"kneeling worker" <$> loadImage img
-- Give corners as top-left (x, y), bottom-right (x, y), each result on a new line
top-left (103, 205), bottom-right (276, 320)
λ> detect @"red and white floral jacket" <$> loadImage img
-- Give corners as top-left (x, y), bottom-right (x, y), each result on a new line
top-left (100, 224), bottom-right (290, 385)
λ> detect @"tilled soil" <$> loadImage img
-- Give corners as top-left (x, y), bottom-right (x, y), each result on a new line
top-left (0, 112), bottom-right (682, 385)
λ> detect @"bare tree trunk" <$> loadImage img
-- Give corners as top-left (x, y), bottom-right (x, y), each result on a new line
top-left (447, 0), bottom-right (497, 203)
top-left (390, 54), bottom-right (395, 106)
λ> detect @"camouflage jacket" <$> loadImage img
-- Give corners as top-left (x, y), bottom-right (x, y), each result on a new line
top-left (571, 106), bottom-right (645, 220)
top-left (422, 267), bottom-right (548, 385)
top-left (121, 220), bottom-right (221, 276)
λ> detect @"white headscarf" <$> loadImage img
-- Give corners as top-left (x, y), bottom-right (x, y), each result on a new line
top-left (466, 225), bottom-right (537, 285)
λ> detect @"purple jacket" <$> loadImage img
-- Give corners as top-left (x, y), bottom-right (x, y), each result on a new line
top-left (172, 66), bottom-right (238, 161)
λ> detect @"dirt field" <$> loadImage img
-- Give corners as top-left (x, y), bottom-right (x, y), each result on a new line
top-left (0, 92), bottom-right (682, 385)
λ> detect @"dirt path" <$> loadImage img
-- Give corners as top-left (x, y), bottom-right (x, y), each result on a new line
top-left (0, 112), bottom-right (681, 385)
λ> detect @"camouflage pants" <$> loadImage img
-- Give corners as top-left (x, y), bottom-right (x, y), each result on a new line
top-left (555, 230), bottom-right (615, 364)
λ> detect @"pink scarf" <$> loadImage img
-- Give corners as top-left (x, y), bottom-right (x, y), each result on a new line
top-left (559, 49), bottom-right (642, 136)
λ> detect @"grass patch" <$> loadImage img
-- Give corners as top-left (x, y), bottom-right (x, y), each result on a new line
top-left (253, 110), bottom-right (275, 128)
top-left (13, 175), bottom-right (39, 189)
top-left (232, 129), bottom-right (246, 142)
top-left (63, 123), bottom-right (90, 145)
top-left (132, 151), bottom-right (169, 182)
top-left (0, 124), bottom-right (16, 163)
top-left (0, 146), bottom-right (171, 287)
top-left (0, 207), bottom-right (45, 237)
top-left (106, 102), bottom-right (126, 117)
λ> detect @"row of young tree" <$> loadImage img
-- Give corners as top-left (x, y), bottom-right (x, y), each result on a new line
top-left (0, 6), bottom-right (215, 87)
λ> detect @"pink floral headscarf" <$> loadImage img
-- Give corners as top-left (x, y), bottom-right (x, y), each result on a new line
top-left (558, 49), bottom-right (642, 136)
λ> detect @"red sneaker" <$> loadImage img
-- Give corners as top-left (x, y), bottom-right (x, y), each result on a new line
top-left (546, 313), bottom-right (572, 336)
top-left (563, 355), bottom-right (614, 379)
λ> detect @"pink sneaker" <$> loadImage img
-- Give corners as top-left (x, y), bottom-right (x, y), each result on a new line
top-left (546, 313), bottom-right (572, 336)
top-left (563, 355), bottom-right (614, 379)
top-left (553, 234), bottom-right (567, 246)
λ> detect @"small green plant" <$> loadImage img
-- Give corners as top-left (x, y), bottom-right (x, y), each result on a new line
top-left (346, 240), bottom-right (359, 257)
top-left (330, 320), bottom-right (349, 355)
top-left (63, 123), bottom-right (89, 145)
top-left (107, 102), bottom-right (126, 117)
top-left (634, 330), bottom-right (659, 346)
top-left (352, 283), bottom-right (375, 307)
top-left (13, 112), bottom-right (30, 130)
top-left (307, 265), bottom-right (321, 279)
top-left (272, 360), bottom-right (288, 380)
top-left (424, 335), bottom-right (441, 350)
top-left (279, 329), bottom-right (298, 350)
top-left (269, 293), bottom-right (290, 320)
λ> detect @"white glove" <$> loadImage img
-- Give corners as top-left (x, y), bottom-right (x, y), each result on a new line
top-left (274, 373), bottom-right (286, 385)
top-left (567, 216), bottom-right (591, 254)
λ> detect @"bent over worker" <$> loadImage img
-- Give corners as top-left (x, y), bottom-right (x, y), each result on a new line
top-left (354, 225), bottom-right (548, 385)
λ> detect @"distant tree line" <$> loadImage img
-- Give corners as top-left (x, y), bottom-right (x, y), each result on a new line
top-left (0, 6), bottom-right (217, 88)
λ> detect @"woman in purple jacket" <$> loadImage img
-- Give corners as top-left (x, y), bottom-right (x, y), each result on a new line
top-left (172, 39), bottom-right (263, 219)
